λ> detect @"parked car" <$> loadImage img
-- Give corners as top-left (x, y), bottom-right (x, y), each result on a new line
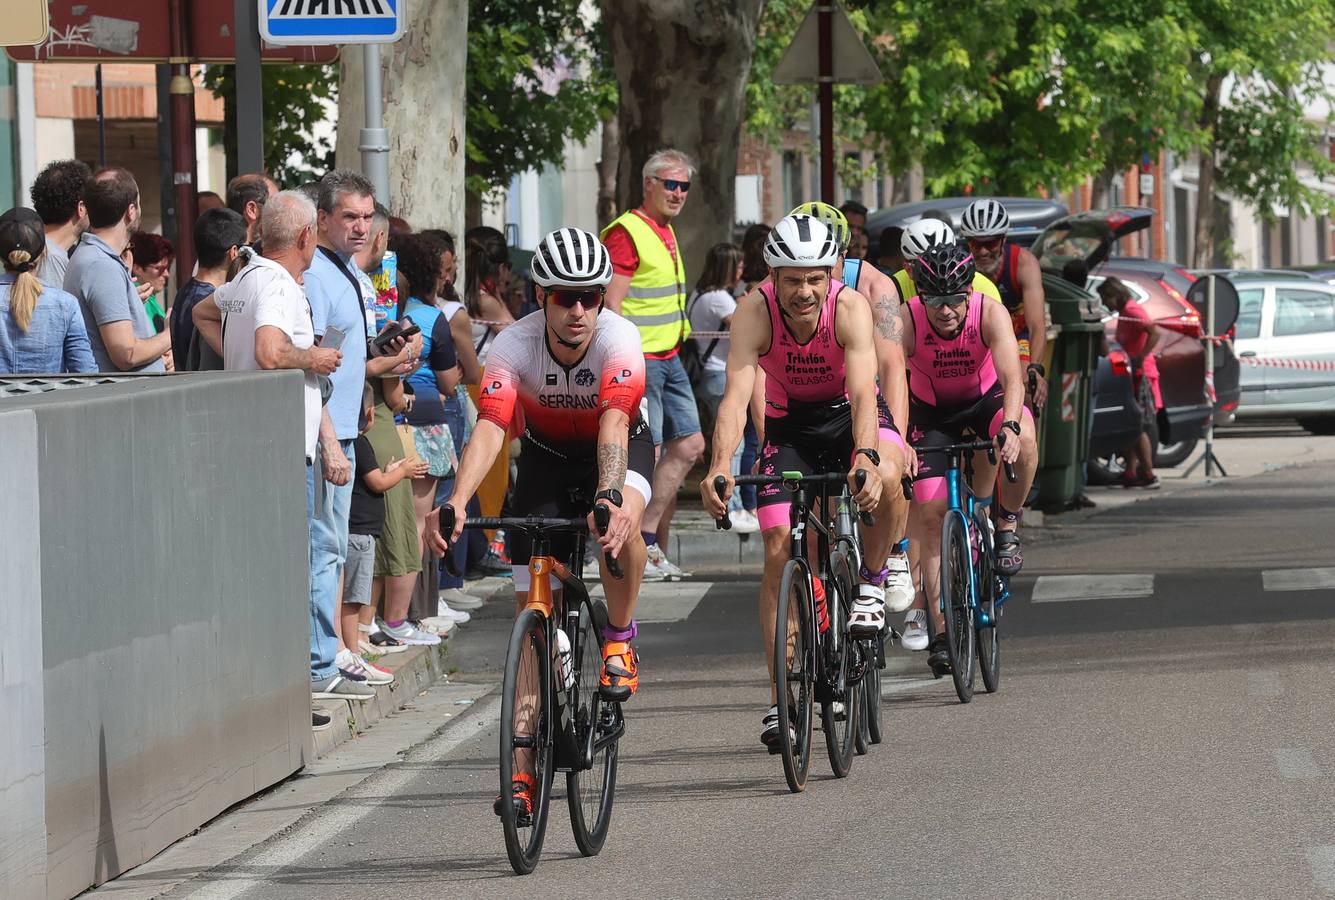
top-left (1030, 207), bottom-right (1213, 470)
top-left (1281, 263), bottom-right (1335, 286)
top-left (1224, 272), bottom-right (1335, 435)
top-left (864, 196), bottom-right (1069, 249)
top-left (1091, 256), bottom-right (1242, 444)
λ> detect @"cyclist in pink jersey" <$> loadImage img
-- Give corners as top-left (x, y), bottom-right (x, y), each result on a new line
top-left (894, 241), bottom-right (1037, 662)
top-left (699, 214), bottom-right (910, 750)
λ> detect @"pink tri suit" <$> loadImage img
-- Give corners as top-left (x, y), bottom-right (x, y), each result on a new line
top-left (754, 278), bottom-right (904, 531)
top-left (906, 289), bottom-right (1033, 502)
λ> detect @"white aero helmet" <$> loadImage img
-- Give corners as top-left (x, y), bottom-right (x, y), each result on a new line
top-left (763, 214), bottom-right (841, 270)
top-left (901, 218), bottom-right (957, 261)
top-left (959, 198), bottom-right (1011, 239)
top-left (530, 226), bottom-right (613, 288)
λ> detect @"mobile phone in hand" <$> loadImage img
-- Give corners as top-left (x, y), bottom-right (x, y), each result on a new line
top-left (374, 319), bottom-right (421, 351)
top-left (321, 325), bottom-right (347, 350)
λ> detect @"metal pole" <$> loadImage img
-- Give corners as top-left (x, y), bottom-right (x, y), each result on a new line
top-left (360, 44), bottom-right (391, 205)
top-left (817, 3), bottom-right (834, 203)
top-left (234, 0), bottom-right (265, 174)
top-left (94, 64), bottom-right (107, 167)
top-left (168, 0), bottom-right (198, 277)
top-left (1205, 275), bottom-right (1216, 477)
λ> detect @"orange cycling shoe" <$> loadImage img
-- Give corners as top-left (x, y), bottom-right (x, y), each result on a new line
top-left (599, 640), bottom-right (639, 701)
top-left (493, 772), bottom-right (537, 824)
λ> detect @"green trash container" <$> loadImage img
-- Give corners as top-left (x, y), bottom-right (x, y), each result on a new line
top-left (1034, 278), bottom-right (1105, 510)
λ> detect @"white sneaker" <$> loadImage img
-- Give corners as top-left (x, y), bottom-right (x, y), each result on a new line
top-left (645, 542), bottom-right (688, 580)
top-left (901, 608), bottom-right (929, 651)
top-left (884, 554), bottom-right (914, 613)
top-left (434, 600), bottom-right (472, 625)
top-left (439, 587), bottom-right (483, 610)
top-left (418, 616), bottom-right (458, 636)
top-left (338, 650), bottom-right (394, 685)
top-left (378, 619), bottom-right (441, 646)
top-left (730, 509), bottom-right (760, 534)
top-left (849, 585), bottom-right (886, 637)
top-left (642, 555), bottom-right (668, 582)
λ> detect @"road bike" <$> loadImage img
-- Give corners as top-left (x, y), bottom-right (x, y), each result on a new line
top-left (715, 469), bottom-right (874, 792)
top-left (442, 507), bottom-right (624, 875)
top-left (933, 440), bottom-right (1016, 704)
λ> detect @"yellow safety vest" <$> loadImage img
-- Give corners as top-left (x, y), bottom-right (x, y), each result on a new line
top-left (601, 210), bottom-right (689, 354)
top-left (893, 267), bottom-right (1001, 304)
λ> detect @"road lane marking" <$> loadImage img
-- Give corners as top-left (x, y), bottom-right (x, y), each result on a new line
top-left (589, 580), bottom-right (712, 623)
top-left (1274, 749), bottom-right (1323, 779)
top-left (1031, 574), bottom-right (1155, 603)
top-left (1263, 567), bottom-right (1335, 592)
top-left (1308, 846), bottom-right (1335, 892)
top-left (1247, 671), bottom-right (1283, 698)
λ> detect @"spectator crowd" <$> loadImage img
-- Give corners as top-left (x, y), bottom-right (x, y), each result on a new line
top-left (0, 152), bottom-right (889, 731)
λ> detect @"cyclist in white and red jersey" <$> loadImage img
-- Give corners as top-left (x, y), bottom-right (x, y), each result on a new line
top-left (894, 241), bottom-right (1038, 665)
top-left (699, 214), bottom-right (909, 750)
top-left (427, 227), bottom-right (652, 712)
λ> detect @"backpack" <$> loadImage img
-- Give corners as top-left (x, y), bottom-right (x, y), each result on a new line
top-left (679, 291), bottom-right (721, 386)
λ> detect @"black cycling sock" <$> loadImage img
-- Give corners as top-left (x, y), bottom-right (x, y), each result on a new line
top-left (997, 502), bottom-right (1021, 525)
top-left (641, 530), bottom-right (657, 548)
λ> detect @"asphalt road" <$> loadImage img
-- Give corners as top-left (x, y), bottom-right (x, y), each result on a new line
top-left (170, 459), bottom-right (1335, 898)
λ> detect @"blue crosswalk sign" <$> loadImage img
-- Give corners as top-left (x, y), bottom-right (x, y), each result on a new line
top-left (260, 0), bottom-right (405, 45)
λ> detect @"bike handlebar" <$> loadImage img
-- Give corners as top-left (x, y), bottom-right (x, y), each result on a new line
top-left (937, 440), bottom-right (1017, 483)
top-left (438, 507), bottom-right (623, 579)
top-left (713, 469), bottom-right (875, 530)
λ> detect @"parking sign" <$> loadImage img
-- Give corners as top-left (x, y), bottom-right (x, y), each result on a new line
top-left (260, 0), bottom-right (405, 45)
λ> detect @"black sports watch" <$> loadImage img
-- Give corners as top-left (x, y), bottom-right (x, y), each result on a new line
top-left (594, 488), bottom-right (623, 508)
top-left (855, 447), bottom-right (881, 467)
top-left (1026, 362), bottom-right (1046, 378)
top-left (1001, 420), bottom-right (1022, 436)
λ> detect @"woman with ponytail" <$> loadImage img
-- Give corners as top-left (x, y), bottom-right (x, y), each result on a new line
top-left (0, 207), bottom-right (95, 373)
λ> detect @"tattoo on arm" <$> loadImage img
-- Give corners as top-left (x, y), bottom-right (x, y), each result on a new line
top-left (874, 293), bottom-right (904, 343)
top-left (597, 443), bottom-right (628, 492)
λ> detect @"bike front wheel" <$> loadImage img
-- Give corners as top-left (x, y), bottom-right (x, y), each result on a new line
top-left (939, 512), bottom-right (976, 704)
top-left (499, 608), bottom-right (555, 875)
top-left (973, 510), bottom-right (1001, 694)
top-left (822, 549), bottom-right (859, 777)
top-left (566, 597), bottom-right (619, 857)
top-left (775, 558), bottom-right (815, 793)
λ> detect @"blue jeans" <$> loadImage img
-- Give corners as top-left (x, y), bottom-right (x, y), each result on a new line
top-left (644, 353), bottom-right (702, 445)
top-left (307, 438), bottom-right (354, 681)
top-left (435, 395), bottom-right (469, 589)
top-left (739, 416), bottom-right (759, 511)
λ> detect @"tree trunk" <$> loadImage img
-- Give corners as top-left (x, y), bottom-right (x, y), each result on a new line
top-left (600, 0), bottom-right (764, 282)
top-left (1090, 162), bottom-right (1117, 210)
top-left (334, 0), bottom-right (467, 232)
top-left (596, 111), bottom-right (620, 230)
top-left (1192, 72), bottom-right (1225, 269)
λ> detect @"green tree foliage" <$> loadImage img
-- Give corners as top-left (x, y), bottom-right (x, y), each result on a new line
top-left (203, 64), bottom-right (337, 186)
top-left (466, 0), bottom-right (616, 197)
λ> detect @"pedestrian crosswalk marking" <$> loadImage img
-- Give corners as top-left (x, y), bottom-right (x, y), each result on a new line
top-left (1030, 574), bottom-right (1155, 603)
top-left (588, 581), bottom-right (711, 623)
top-left (1274, 748), bottom-right (1323, 779)
top-left (1262, 568), bottom-right (1335, 593)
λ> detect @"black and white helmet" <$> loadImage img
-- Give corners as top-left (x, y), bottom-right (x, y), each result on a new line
top-left (912, 242), bottom-right (976, 296)
top-left (530, 227), bottom-right (613, 288)
top-left (901, 218), bottom-right (957, 261)
top-left (959, 198), bottom-right (1010, 239)
top-left (762, 214), bottom-right (840, 269)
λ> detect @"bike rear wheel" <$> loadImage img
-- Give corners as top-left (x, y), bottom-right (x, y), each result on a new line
top-left (775, 559), bottom-right (815, 793)
top-left (939, 512), bottom-right (976, 704)
top-left (972, 510), bottom-right (1001, 694)
top-left (566, 597), bottom-right (619, 857)
top-left (822, 550), bottom-right (859, 777)
top-left (499, 608), bottom-right (555, 875)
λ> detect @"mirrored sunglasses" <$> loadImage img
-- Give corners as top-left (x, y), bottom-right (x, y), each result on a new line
top-left (922, 292), bottom-right (969, 309)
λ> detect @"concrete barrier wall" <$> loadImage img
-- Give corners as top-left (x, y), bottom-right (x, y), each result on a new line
top-left (0, 372), bottom-right (312, 899)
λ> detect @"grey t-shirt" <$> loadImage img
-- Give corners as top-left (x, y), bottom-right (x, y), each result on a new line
top-left (63, 232), bottom-right (165, 373)
top-left (38, 239), bottom-right (70, 290)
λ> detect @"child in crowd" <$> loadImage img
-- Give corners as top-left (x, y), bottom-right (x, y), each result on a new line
top-left (340, 387), bottom-right (429, 684)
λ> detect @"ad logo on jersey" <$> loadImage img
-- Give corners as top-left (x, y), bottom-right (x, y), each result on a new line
top-left (609, 368), bottom-right (633, 385)
top-left (575, 367), bottom-right (595, 387)
top-left (546, 373), bottom-right (558, 385)
top-left (482, 379), bottom-right (503, 396)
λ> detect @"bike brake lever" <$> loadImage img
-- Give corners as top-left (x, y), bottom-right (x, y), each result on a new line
top-left (712, 475), bottom-right (733, 530)
top-left (438, 505), bottom-right (462, 577)
top-left (900, 474), bottom-right (915, 502)
top-left (1003, 461), bottom-right (1018, 483)
top-left (593, 503), bottom-right (624, 579)
top-left (854, 469), bottom-right (875, 526)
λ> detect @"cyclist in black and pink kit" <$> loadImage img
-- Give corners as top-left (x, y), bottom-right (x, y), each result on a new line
top-left (894, 241), bottom-right (1038, 664)
top-left (700, 213), bottom-right (910, 750)
top-left (428, 226), bottom-right (652, 710)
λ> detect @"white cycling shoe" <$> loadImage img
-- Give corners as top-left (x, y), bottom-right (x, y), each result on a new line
top-left (884, 554), bottom-right (914, 613)
top-left (901, 608), bottom-right (929, 651)
top-left (849, 585), bottom-right (886, 637)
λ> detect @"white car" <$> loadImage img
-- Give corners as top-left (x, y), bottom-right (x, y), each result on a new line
top-left (1231, 272), bottom-right (1335, 435)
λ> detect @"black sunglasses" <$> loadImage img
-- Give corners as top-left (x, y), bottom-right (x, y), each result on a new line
top-left (922, 292), bottom-right (969, 309)
top-left (654, 176), bottom-right (691, 193)
top-left (549, 288), bottom-right (603, 309)
top-left (966, 236), bottom-right (1003, 250)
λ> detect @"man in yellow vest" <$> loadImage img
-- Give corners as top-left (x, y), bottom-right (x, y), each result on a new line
top-left (602, 148), bottom-right (704, 582)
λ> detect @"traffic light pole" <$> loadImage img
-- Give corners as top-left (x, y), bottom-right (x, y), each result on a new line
top-left (360, 43), bottom-right (391, 207)
top-left (234, 0), bottom-right (265, 175)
